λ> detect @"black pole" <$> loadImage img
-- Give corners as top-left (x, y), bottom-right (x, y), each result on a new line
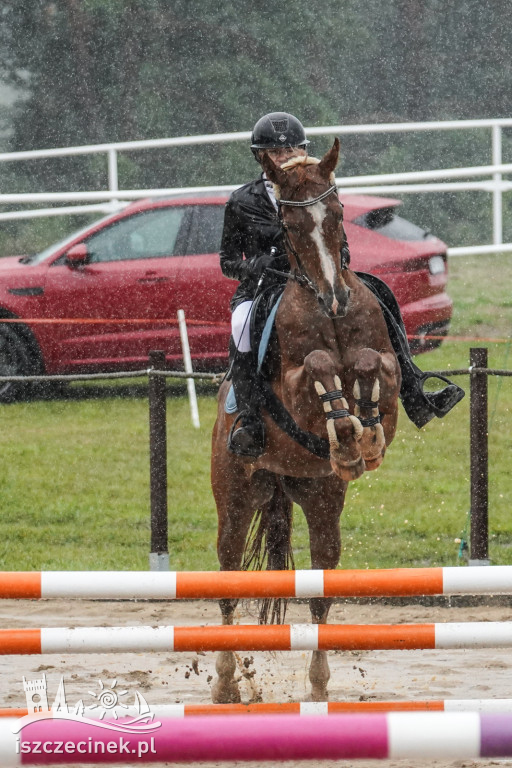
top-left (148, 349), bottom-right (169, 570)
top-left (469, 347), bottom-right (489, 565)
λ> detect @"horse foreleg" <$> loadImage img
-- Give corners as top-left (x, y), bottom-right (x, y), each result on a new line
top-left (376, 351), bottom-right (400, 447)
top-left (352, 348), bottom-right (398, 470)
top-left (303, 350), bottom-right (365, 482)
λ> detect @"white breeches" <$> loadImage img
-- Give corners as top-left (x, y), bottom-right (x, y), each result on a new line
top-left (231, 300), bottom-right (254, 352)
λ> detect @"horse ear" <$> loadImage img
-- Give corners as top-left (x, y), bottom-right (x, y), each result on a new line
top-left (318, 138), bottom-right (340, 178)
top-left (259, 151), bottom-right (288, 188)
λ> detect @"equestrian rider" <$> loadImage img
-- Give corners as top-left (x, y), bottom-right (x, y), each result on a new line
top-left (220, 113), bottom-right (326, 457)
top-left (220, 111), bottom-right (464, 458)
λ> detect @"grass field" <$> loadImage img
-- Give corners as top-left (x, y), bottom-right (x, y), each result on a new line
top-left (0, 253), bottom-right (510, 572)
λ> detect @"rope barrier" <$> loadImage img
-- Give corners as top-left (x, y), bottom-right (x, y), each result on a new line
top-left (1, 367), bottom-right (510, 384)
top-left (435, 367), bottom-right (512, 377)
top-left (0, 317), bottom-right (228, 327)
top-left (0, 369), bottom-right (222, 383)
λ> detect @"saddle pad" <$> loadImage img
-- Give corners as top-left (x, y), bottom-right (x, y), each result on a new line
top-left (225, 294), bottom-right (284, 414)
top-left (225, 384), bottom-right (238, 414)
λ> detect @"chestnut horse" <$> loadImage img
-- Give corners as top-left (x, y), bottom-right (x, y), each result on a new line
top-left (211, 138), bottom-right (401, 703)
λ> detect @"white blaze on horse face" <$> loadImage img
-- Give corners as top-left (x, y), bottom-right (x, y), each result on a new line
top-left (306, 200), bottom-right (338, 301)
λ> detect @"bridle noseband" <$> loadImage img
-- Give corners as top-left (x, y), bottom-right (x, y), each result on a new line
top-left (278, 184), bottom-right (338, 208)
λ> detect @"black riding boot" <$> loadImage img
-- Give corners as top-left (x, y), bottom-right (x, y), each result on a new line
top-left (227, 351), bottom-right (265, 458)
top-left (355, 271), bottom-right (465, 428)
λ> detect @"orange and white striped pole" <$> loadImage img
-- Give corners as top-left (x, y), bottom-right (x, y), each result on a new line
top-left (1, 566), bottom-right (512, 600)
top-left (3, 698), bottom-right (512, 719)
top-left (1, 622), bottom-right (512, 654)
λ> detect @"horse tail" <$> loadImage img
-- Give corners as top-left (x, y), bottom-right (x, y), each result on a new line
top-left (241, 479), bottom-right (294, 625)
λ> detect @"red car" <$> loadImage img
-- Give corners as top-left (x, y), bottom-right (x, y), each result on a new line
top-left (0, 193), bottom-right (452, 401)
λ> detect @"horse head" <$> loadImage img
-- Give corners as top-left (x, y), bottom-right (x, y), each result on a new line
top-left (261, 138), bottom-right (350, 319)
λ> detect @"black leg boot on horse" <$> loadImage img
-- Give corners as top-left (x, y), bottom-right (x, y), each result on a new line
top-left (227, 351), bottom-right (265, 458)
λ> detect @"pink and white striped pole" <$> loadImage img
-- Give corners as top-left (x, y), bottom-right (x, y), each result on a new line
top-left (1, 713), bottom-right (512, 764)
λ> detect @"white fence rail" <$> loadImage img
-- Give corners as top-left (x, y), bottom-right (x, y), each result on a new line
top-left (1, 118), bottom-right (511, 257)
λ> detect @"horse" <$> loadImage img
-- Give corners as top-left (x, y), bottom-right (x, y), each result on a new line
top-left (210, 138), bottom-right (401, 703)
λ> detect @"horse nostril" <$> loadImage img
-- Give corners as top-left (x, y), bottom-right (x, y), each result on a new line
top-left (317, 294), bottom-right (329, 313)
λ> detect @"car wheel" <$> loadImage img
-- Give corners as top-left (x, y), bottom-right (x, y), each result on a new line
top-left (0, 324), bottom-right (36, 403)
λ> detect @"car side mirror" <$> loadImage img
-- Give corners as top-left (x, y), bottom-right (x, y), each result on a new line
top-left (66, 243), bottom-right (89, 267)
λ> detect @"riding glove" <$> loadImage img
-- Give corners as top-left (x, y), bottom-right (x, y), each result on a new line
top-left (250, 252), bottom-right (275, 277)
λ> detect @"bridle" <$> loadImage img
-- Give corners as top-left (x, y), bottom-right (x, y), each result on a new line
top-left (278, 184), bottom-right (338, 208)
top-left (274, 184), bottom-right (348, 291)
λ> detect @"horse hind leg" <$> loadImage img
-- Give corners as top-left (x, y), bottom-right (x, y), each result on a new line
top-left (308, 597), bottom-right (333, 702)
top-left (211, 462), bottom-right (287, 703)
top-left (211, 458), bottom-right (257, 704)
top-left (282, 474), bottom-right (346, 702)
top-left (211, 597), bottom-right (243, 704)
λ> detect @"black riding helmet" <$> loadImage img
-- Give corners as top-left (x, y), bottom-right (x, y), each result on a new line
top-left (251, 112), bottom-right (309, 161)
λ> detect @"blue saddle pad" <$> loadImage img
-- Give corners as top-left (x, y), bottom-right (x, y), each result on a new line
top-left (225, 294), bottom-right (283, 414)
top-left (225, 384), bottom-right (238, 414)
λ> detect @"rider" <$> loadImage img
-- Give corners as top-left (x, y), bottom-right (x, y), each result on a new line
top-left (220, 111), bottom-right (464, 458)
top-left (220, 112), bottom-right (322, 457)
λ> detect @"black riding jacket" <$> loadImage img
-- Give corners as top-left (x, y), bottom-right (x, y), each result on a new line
top-left (219, 176), bottom-right (289, 309)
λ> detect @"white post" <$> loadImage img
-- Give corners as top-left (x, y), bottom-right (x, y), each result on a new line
top-left (492, 124), bottom-right (503, 246)
top-left (107, 148), bottom-right (119, 211)
top-left (177, 310), bottom-right (200, 429)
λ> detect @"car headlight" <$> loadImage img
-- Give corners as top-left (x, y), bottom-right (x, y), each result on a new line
top-left (428, 255), bottom-right (446, 275)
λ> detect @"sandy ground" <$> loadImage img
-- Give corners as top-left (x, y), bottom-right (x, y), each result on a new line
top-left (1, 596), bottom-right (512, 767)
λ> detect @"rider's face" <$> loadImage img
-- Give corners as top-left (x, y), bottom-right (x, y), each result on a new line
top-left (260, 145), bottom-right (307, 167)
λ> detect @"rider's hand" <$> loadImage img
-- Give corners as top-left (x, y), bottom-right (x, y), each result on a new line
top-left (250, 252), bottom-right (274, 277)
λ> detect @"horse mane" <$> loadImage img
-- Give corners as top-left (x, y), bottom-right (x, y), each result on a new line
top-left (280, 155), bottom-right (320, 171)
top-left (273, 155), bottom-right (336, 199)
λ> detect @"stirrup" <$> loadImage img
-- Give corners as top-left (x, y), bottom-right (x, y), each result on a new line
top-left (227, 412), bottom-right (265, 458)
top-left (400, 371), bottom-right (465, 428)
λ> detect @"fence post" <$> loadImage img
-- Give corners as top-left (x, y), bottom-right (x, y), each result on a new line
top-left (148, 350), bottom-right (169, 571)
top-left (469, 347), bottom-right (489, 566)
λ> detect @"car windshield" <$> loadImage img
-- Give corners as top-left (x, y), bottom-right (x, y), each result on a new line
top-left (354, 207), bottom-right (432, 242)
top-left (27, 214), bottom-right (115, 265)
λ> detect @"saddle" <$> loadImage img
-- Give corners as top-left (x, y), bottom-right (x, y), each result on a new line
top-left (224, 286), bottom-right (284, 415)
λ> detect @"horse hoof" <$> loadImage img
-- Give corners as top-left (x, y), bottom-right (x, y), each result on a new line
top-left (331, 454), bottom-right (365, 482)
top-left (211, 678), bottom-right (242, 704)
top-left (363, 455), bottom-right (384, 471)
top-left (307, 686), bottom-right (329, 702)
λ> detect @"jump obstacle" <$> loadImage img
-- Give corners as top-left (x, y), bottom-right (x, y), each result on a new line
top-left (3, 565), bottom-right (512, 763)
top-left (2, 564), bottom-right (512, 599)
top-left (3, 698), bottom-right (512, 718)
top-left (2, 712), bottom-right (512, 764)
top-left (2, 621), bottom-right (512, 654)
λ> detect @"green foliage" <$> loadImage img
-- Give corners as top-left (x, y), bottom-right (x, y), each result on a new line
top-left (2, 0), bottom-right (512, 188)
top-left (1, 1), bottom-right (512, 249)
